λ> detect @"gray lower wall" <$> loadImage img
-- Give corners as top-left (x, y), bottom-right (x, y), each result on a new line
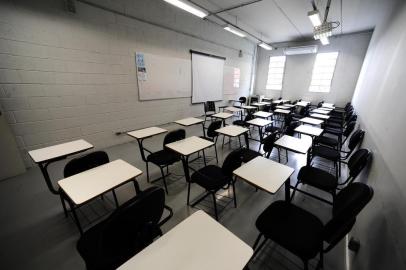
top-left (0, 0), bottom-right (255, 167)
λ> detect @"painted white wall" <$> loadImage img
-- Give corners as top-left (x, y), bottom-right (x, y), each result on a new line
top-left (255, 32), bottom-right (371, 106)
top-left (350, 0), bottom-right (406, 269)
top-left (0, 0), bottom-right (255, 167)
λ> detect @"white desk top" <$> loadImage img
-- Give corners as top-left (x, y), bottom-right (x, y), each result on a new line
top-left (253, 111), bottom-right (273, 118)
top-left (318, 107), bottom-right (333, 111)
top-left (296, 101), bottom-right (310, 107)
top-left (299, 117), bottom-right (324, 125)
top-left (322, 103), bottom-right (335, 108)
top-left (272, 100), bottom-right (283, 104)
top-left (241, 105), bottom-right (257, 110)
top-left (118, 210), bottom-right (253, 270)
top-left (28, 139), bottom-right (93, 163)
top-left (276, 105), bottom-right (291, 110)
top-left (246, 118), bottom-right (273, 127)
top-left (58, 159), bottom-right (142, 205)
top-left (310, 113), bottom-right (330, 120)
top-left (295, 125), bottom-right (323, 137)
top-left (174, 117), bottom-right (204, 126)
top-left (251, 102), bottom-right (265, 107)
top-left (165, 136), bottom-right (214, 156)
top-left (259, 101), bottom-right (271, 105)
top-left (212, 112), bottom-right (234, 119)
top-left (275, 135), bottom-right (312, 154)
top-left (312, 109), bottom-right (330, 114)
top-left (127, 127), bottom-right (168, 139)
top-left (233, 157), bottom-right (294, 194)
top-left (274, 109), bottom-right (291, 114)
top-left (224, 106), bottom-right (243, 113)
top-left (216, 125), bottom-right (248, 137)
top-left (283, 104), bottom-right (296, 108)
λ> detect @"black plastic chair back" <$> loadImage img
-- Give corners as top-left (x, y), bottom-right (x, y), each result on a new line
top-left (207, 120), bottom-right (222, 138)
top-left (270, 103), bottom-right (277, 111)
top-left (250, 96), bottom-right (258, 104)
top-left (285, 121), bottom-right (299, 136)
top-left (318, 102), bottom-right (323, 107)
top-left (239, 97), bottom-right (247, 104)
top-left (204, 101), bottom-right (216, 113)
top-left (244, 113), bottom-right (254, 122)
top-left (284, 114), bottom-right (293, 127)
top-left (348, 149), bottom-right (372, 179)
top-left (263, 133), bottom-right (277, 156)
top-left (163, 129), bottom-right (186, 147)
top-left (263, 105), bottom-right (271, 112)
top-left (343, 121), bottom-right (356, 137)
top-left (348, 130), bottom-right (365, 151)
top-left (64, 151), bottom-right (109, 178)
top-left (323, 183), bottom-right (373, 248)
top-left (77, 186), bottom-right (166, 270)
top-left (222, 149), bottom-right (243, 177)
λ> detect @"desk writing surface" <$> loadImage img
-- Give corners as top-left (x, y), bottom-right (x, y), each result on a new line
top-left (127, 127), bottom-right (168, 139)
top-left (58, 159), bottom-right (142, 205)
top-left (275, 135), bottom-right (312, 154)
top-left (241, 105), bottom-right (257, 110)
top-left (117, 210), bottom-right (253, 270)
top-left (296, 101), bottom-right (310, 107)
top-left (322, 103), bottom-right (334, 108)
top-left (224, 106), bottom-right (243, 113)
top-left (276, 105), bottom-right (290, 110)
top-left (295, 125), bottom-right (323, 137)
top-left (234, 157), bottom-right (294, 194)
top-left (253, 111), bottom-right (273, 118)
top-left (251, 102), bottom-right (265, 107)
top-left (300, 117), bottom-right (324, 125)
top-left (174, 117), bottom-right (204, 126)
top-left (28, 139), bottom-right (93, 163)
top-left (212, 112), bottom-right (234, 119)
top-left (312, 109), bottom-right (330, 114)
top-left (274, 109), bottom-right (291, 114)
top-left (246, 118), bottom-right (273, 127)
top-left (283, 104), bottom-right (295, 108)
top-left (216, 125), bottom-right (248, 137)
top-left (310, 113), bottom-right (330, 120)
top-left (165, 136), bottom-right (214, 156)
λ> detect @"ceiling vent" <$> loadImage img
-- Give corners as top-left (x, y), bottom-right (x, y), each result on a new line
top-left (283, 45), bottom-right (318, 55)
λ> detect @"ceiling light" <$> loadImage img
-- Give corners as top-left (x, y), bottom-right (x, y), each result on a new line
top-left (313, 22), bottom-right (333, 39)
top-left (259, 43), bottom-right (272, 50)
top-left (283, 45), bottom-right (318, 55)
top-left (224, 26), bottom-right (246, 38)
top-left (319, 36), bottom-right (330, 45)
top-left (308, 10), bottom-right (322, 27)
top-left (163, 0), bottom-right (208, 18)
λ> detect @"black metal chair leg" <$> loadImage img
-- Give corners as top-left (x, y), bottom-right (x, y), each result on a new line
top-left (160, 167), bottom-right (169, 195)
top-left (212, 193), bottom-right (218, 220)
top-left (146, 162), bottom-right (150, 183)
top-left (112, 189), bottom-right (119, 208)
top-left (214, 144), bottom-right (219, 164)
top-left (303, 260), bottom-right (309, 270)
top-left (59, 192), bottom-right (68, 217)
top-left (133, 179), bottom-right (140, 194)
top-left (252, 235), bottom-right (268, 259)
top-left (187, 182), bottom-right (191, 205)
top-left (232, 181), bottom-right (237, 207)
top-left (253, 233), bottom-right (263, 250)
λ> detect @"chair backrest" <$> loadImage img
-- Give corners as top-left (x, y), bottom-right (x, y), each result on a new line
top-left (348, 149), bottom-right (372, 179)
top-left (222, 149), bottom-right (244, 177)
top-left (239, 96), bottom-right (247, 103)
top-left (284, 114), bottom-right (293, 127)
top-left (163, 129), bottom-right (186, 148)
top-left (348, 129), bottom-right (365, 151)
top-left (285, 121), bottom-right (300, 136)
top-left (263, 133), bottom-right (278, 157)
top-left (323, 183), bottom-right (373, 250)
top-left (343, 121), bottom-right (356, 137)
top-left (318, 101), bottom-right (323, 107)
top-left (77, 186), bottom-right (166, 270)
top-left (204, 101), bottom-right (216, 113)
top-left (244, 113), bottom-right (254, 122)
top-left (64, 151), bottom-right (109, 177)
top-left (250, 96), bottom-right (258, 104)
top-left (207, 120), bottom-right (222, 138)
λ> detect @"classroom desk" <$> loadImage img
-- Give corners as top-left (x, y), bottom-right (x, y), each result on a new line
top-left (174, 117), bottom-right (205, 135)
top-left (299, 117), bottom-right (324, 126)
top-left (312, 108), bottom-right (331, 114)
top-left (127, 127), bottom-right (168, 182)
top-left (253, 111), bottom-right (273, 119)
top-left (216, 125), bottom-right (249, 148)
top-left (310, 113), bottom-right (330, 120)
top-left (117, 210), bottom-right (253, 270)
top-left (211, 112), bottom-right (234, 125)
top-left (58, 159), bottom-right (142, 234)
top-left (322, 103), bottom-right (335, 108)
top-left (224, 106), bottom-right (243, 120)
top-left (275, 135), bottom-right (312, 164)
top-left (318, 107), bottom-right (334, 112)
top-left (283, 104), bottom-right (296, 108)
top-left (294, 125), bottom-right (323, 138)
top-left (28, 139), bottom-right (94, 196)
top-left (246, 118), bottom-right (273, 142)
top-left (241, 105), bottom-right (257, 110)
top-left (272, 100), bottom-right (284, 104)
top-left (274, 109), bottom-right (291, 115)
top-left (296, 101), bottom-right (310, 107)
top-left (233, 156), bottom-right (294, 200)
top-left (276, 105), bottom-right (291, 110)
top-left (165, 136), bottom-right (214, 205)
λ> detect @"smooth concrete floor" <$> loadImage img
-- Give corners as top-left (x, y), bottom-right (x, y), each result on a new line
top-left (0, 118), bottom-right (353, 270)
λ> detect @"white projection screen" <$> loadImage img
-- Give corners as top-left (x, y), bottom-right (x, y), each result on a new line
top-left (191, 51), bottom-right (225, 103)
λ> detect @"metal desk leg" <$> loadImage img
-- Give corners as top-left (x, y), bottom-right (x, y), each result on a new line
top-left (181, 156), bottom-right (191, 205)
top-left (38, 162), bottom-right (59, 195)
top-left (285, 177), bottom-right (291, 202)
top-left (64, 193), bottom-right (83, 235)
top-left (201, 122), bottom-right (205, 137)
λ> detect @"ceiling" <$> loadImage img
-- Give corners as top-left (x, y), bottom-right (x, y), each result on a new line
top-left (200, 0), bottom-right (385, 43)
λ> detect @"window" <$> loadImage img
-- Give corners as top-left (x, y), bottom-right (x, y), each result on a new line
top-left (233, 68), bottom-right (240, 88)
top-left (266, 56), bottom-right (286, 90)
top-left (309, 52), bottom-right (339, 92)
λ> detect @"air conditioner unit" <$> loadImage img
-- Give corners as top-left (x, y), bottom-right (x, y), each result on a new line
top-left (283, 45), bottom-right (318, 55)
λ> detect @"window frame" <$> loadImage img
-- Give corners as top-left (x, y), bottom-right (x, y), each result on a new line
top-left (308, 52), bottom-right (339, 93)
top-left (265, 56), bottom-right (286, 91)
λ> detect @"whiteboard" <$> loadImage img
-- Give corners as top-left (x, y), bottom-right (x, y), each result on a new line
top-left (191, 52), bottom-right (225, 103)
top-left (136, 52), bottom-right (191, 100)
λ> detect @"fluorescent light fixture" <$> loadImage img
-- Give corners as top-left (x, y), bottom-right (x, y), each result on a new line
top-left (224, 26), bottom-right (246, 38)
top-left (320, 36), bottom-right (330, 45)
top-left (259, 42), bottom-right (272, 50)
top-left (163, 0), bottom-right (208, 18)
top-left (308, 10), bottom-right (322, 27)
top-left (283, 45), bottom-right (318, 55)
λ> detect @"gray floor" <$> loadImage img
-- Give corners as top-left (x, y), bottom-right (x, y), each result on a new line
top-left (0, 119), bottom-right (351, 270)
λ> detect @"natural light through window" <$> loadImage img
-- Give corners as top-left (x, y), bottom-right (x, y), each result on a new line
top-left (266, 56), bottom-right (286, 90)
top-left (233, 68), bottom-right (240, 88)
top-left (309, 52), bottom-right (339, 92)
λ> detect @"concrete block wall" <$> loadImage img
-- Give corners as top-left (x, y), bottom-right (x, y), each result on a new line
top-left (0, 0), bottom-right (255, 167)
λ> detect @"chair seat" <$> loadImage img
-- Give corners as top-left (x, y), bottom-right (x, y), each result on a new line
top-left (199, 136), bottom-right (214, 142)
top-left (298, 166), bottom-right (337, 192)
top-left (233, 120), bottom-right (248, 127)
top-left (326, 122), bottom-right (342, 129)
top-left (240, 148), bottom-right (262, 163)
top-left (312, 146), bottom-right (340, 161)
top-left (316, 136), bottom-right (339, 147)
top-left (147, 150), bottom-right (180, 166)
top-left (256, 201), bottom-right (323, 260)
top-left (265, 125), bottom-right (281, 133)
top-left (191, 165), bottom-right (229, 191)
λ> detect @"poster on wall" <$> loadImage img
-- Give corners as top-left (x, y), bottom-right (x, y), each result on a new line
top-left (135, 52), bottom-right (147, 81)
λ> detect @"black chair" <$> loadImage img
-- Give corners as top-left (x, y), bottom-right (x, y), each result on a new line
top-left (284, 121), bottom-right (300, 136)
top-left (265, 114), bottom-right (293, 135)
top-left (204, 101), bottom-right (216, 122)
top-left (252, 182), bottom-right (374, 270)
top-left (262, 132), bottom-right (278, 158)
top-left (316, 121), bottom-right (356, 150)
top-left (238, 96), bottom-right (247, 106)
top-left (146, 129), bottom-right (186, 194)
top-left (200, 120), bottom-right (222, 163)
top-left (77, 186), bottom-right (173, 270)
top-left (250, 96), bottom-right (259, 105)
top-left (190, 149), bottom-right (243, 220)
top-left (293, 149), bottom-right (372, 204)
top-left (233, 112), bottom-right (254, 128)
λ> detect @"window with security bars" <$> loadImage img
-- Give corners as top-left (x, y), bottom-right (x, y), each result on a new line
top-left (266, 56), bottom-right (286, 90)
top-left (309, 52), bottom-right (339, 92)
top-left (233, 68), bottom-right (240, 88)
